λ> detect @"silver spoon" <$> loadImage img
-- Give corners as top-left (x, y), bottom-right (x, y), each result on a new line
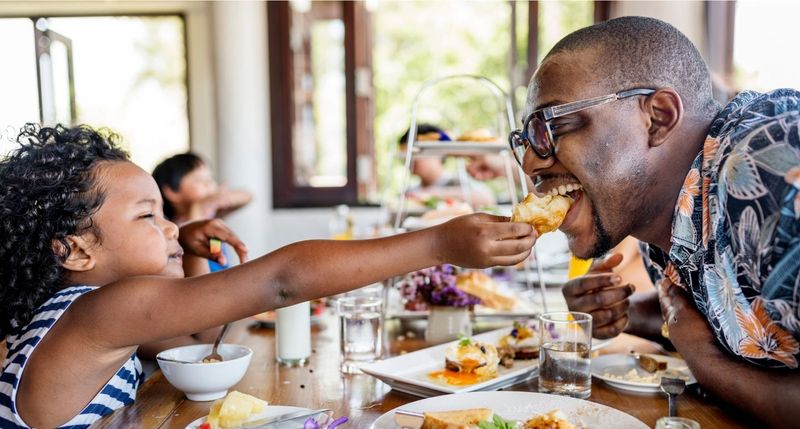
top-left (201, 323), bottom-right (231, 363)
top-left (660, 376), bottom-right (686, 417)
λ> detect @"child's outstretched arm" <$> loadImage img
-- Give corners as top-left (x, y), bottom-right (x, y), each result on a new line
top-left (74, 213), bottom-right (535, 347)
top-left (18, 213), bottom-right (534, 426)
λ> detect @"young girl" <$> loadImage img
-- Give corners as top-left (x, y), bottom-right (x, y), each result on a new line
top-left (0, 125), bottom-right (537, 428)
top-left (152, 152), bottom-right (252, 225)
top-left (153, 152), bottom-right (252, 273)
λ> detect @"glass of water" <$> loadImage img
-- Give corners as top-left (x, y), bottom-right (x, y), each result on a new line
top-left (337, 296), bottom-right (383, 374)
top-left (538, 311), bottom-right (592, 398)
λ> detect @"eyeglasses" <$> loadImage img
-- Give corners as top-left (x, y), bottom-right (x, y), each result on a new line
top-left (508, 88), bottom-right (656, 164)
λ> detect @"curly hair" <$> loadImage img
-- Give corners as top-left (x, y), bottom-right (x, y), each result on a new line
top-left (0, 124), bottom-right (129, 337)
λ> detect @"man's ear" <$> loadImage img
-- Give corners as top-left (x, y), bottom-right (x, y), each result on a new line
top-left (644, 88), bottom-right (683, 148)
top-left (56, 236), bottom-right (96, 272)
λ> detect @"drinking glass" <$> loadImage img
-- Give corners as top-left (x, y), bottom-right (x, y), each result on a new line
top-left (538, 311), bottom-right (592, 398)
top-left (337, 296), bottom-right (383, 374)
top-left (656, 417), bottom-right (701, 429)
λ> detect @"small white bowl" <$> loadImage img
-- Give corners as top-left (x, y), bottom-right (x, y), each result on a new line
top-left (156, 344), bottom-right (252, 401)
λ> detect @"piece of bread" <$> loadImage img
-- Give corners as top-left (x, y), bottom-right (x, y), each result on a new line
top-left (422, 408), bottom-right (493, 429)
top-left (511, 193), bottom-right (573, 234)
top-left (456, 271), bottom-right (516, 311)
top-left (456, 128), bottom-right (498, 142)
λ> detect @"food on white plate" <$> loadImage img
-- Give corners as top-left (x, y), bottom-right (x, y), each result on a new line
top-left (456, 271), bottom-right (516, 311)
top-left (510, 193), bottom-right (573, 235)
top-left (497, 321), bottom-right (540, 364)
top-left (428, 337), bottom-right (500, 386)
top-left (204, 390), bottom-right (269, 429)
top-left (421, 408), bottom-right (493, 429)
top-left (456, 128), bottom-right (500, 143)
top-left (602, 367), bottom-right (691, 384)
top-left (419, 200), bottom-right (474, 222)
top-left (522, 409), bottom-right (577, 429)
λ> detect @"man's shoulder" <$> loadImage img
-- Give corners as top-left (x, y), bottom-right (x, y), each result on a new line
top-left (710, 88), bottom-right (800, 141)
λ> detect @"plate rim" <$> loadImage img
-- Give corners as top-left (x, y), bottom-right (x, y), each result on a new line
top-left (369, 390), bottom-right (649, 429)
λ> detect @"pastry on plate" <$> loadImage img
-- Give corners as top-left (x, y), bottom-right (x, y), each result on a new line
top-left (522, 409), bottom-right (577, 429)
top-left (497, 321), bottom-right (540, 360)
top-left (421, 408), bottom-right (493, 429)
top-left (455, 271), bottom-right (516, 311)
top-left (511, 193), bottom-right (573, 234)
top-left (429, 337), bottom-right (500, 386)
top-left (456, 128), bottom-right (499, 142)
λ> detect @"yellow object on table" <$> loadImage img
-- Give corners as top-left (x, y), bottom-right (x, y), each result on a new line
top-left (567, 254), bottom-right (593, 279)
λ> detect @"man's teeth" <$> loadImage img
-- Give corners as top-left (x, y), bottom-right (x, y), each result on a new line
top-left (548, 184), bottom-right (583, 196)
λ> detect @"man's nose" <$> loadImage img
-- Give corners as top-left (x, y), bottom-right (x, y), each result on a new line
top-left (522, 147), bottom-right (556, 177)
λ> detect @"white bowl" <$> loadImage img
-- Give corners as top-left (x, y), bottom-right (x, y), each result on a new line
top-left (156, 344), bottom-right (252, 401)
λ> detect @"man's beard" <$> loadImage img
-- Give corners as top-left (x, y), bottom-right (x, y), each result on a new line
top-left (587, 203), bottom-right (614, 258)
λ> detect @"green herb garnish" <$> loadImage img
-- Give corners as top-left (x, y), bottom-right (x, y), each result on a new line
top-left (477, 414), bottom-right (519, 429)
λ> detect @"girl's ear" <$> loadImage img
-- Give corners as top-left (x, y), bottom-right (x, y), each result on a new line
top-left (56, 236), bottom-right (96, 272)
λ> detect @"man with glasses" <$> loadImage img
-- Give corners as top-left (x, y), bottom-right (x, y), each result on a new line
top-left (517, 16), bottom-right (799, 426)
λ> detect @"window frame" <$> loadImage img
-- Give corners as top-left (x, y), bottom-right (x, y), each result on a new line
top-left (268, 1), bottom-right (611, 208)
top-left (268, 1), bottom-right (364, 208)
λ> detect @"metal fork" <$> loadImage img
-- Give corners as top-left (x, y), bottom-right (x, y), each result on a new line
top-left (660, 376), bottom-right (686, 417)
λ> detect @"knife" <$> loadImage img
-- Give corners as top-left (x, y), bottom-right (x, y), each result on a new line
top-left (241, 408), bottom-right (330, 428)
top-left (393, 409), bottom-right (424, 429)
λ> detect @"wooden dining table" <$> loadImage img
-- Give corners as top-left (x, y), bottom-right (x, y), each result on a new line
top-left (92, 313), bottom-right (761, 429)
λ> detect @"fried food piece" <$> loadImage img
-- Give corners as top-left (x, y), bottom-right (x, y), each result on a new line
top-left (422, 408), bottom-right (493, 429)
top-left (522, 410), bottom-right (577, 429)
top-left (511, 193), bottom-right (573, 234)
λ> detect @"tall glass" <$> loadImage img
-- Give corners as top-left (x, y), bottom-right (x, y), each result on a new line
top-left (337, 296), bottom-right (383, 374)
top-left (539, 311), bottom-right (592, 398)
top-left (275, 301), bottom-right (311, 366)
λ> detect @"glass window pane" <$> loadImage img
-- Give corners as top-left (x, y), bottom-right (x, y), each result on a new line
top-left (291, 3), bottom-right (348, 188)
top-left (734, 1), bottom-right (800, 91)
top-left (46, 16), bottom-right (189, 172)
top-left (0, 18), bottom-right (39, 155)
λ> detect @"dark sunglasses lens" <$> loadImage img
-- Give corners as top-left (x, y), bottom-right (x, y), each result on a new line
top-left (528, 116), bottom-right (553, 157)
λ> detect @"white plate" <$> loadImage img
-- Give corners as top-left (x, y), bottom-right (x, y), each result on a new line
top-left (370, 391), bottom-right (648, 429)
top-left (361, 328), bottom-right (611, 398)
top-left (360, 329), bottom-right (539, 397)
top-left (592, 354), bottom-right (696, 393)
top-left (186, 405), bottom-right (325, 429)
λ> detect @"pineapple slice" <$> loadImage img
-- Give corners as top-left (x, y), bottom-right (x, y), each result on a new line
top-left (205, 391), bottom-right (269, 429)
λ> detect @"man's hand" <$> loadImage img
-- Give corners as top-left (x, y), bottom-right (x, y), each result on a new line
top-left (178, 219), bottom-right (248, 266)
top-left (562, 253), bottom-right (635, 338)
top-left (435, 213), bottom-right (537, 268)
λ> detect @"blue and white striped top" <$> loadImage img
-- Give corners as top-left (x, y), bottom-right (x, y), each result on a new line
top-left (0, 286), bottom-right (143, 428)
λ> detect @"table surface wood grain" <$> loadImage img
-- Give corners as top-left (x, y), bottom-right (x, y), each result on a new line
top-left (91, 314), bottom-right (762, 429)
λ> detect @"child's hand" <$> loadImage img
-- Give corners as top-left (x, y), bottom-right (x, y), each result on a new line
top-left (434, 213), bottom-right (536, 268)
top-left (178, 219), bottom-right (249, 265)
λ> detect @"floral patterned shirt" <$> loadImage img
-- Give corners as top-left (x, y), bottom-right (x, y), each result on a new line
top-left (644, 89), bottom-right (800, 369)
